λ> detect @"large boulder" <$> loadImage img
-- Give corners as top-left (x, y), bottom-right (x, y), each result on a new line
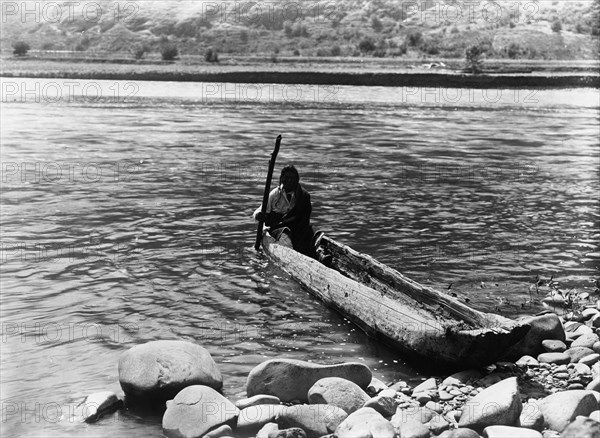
top-left (519, 400), bottom-right (544, 431)
top-left (573, 333), bottom-right (600, 349)
top-left (483, 425), bottom-right (542, 438)
top-left (363, 389), bottom-right (399, 417)
top-left (539, 390), bottom-right (598, 432)
top-left (561, 417), bottom-right (600, 438)
top-left (503, 314), bottom-right (564, 360)
top-left (335, 407), bottom-right (395, 438)
top-left (235, 394), bottom-right (281, 410)
top-left (162, 385), bottom-right (238, 438)
top-left (308, 377), bottom-right (370, 414)
top-left (275, 404), bottom-right (348, 438)
top-left (246, 359), bottom-right (371, 403)
top-left (412, 377), bottom-right (437, 394)
top-left (394, 419), bottom-right (430, 438)
top-left (392, 406), bottom-right (437, 425)
top-left (119, 341), bottom-right (222, 402)
top-left (538, 352), bottom-right (570, 365)
top-left (565, 347), bottom-right (596, 363)
top-left (458, 377), bottom-right (522, 429)
top-left (237, 405), bottom-right (287, 436)
top-left (269, 428), bottom-right (307, 438)
top-left (438, 428), bottom-right (481, 438)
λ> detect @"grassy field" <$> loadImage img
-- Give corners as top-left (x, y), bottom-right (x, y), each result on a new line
top-left (3, 55), bottom-right (599, 74)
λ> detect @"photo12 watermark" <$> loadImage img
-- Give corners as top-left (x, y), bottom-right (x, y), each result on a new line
top-left (199, 83), bottom-right (340, 104)
top-left (401, 0), bottom-right (540, 25)
top-left (199, 1), bottom-right (338, 24)
top-left (395, 87), bottom-right (540, 105)
top-left (1, 1), bottom-right (140, 24)
top-left (1, 240), bottom-right (127, 264)
top-left (1, 321), bottom-right (140, 345)
top-left (1, 80), bottom-right (140, 104)
top-left (1, 160), bottom-right (140, 184)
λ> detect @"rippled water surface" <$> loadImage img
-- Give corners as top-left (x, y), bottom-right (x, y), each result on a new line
top-left (1, 80), bottom-right (599, 437)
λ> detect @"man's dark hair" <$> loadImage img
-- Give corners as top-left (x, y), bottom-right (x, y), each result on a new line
top-left (280, 164), bottom-right (299, 183)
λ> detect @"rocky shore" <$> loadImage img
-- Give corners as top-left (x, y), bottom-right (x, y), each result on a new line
top-left (74, 308), bottom-right (600, 438)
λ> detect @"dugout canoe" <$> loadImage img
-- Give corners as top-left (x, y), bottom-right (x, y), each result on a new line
top-left (262, 231), bottom-right (530, 369)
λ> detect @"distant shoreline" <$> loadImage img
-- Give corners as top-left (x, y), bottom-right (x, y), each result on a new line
top-left (2, 57), bottom-right (598, 88)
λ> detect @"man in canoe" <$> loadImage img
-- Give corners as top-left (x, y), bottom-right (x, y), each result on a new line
top-left (253, 165), bottom-right (317, 257)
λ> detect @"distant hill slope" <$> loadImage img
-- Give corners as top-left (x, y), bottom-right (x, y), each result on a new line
top-left (1, 0), bottom-right (598, 60)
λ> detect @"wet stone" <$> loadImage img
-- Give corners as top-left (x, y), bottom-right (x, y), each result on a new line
top-left (579, 353), bottom-right (600, 367)
top-left (542, 340), bottom-right (567, 353)
top-left (516, 356), bottom-right (539, 367)
top-left (565, 347), bottom-right (596, 363)
top-left (538, 353), bottom-right (570, 365)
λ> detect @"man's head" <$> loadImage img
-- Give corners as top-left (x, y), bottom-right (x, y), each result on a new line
top-left (280, 165), bottom-right (300, 193)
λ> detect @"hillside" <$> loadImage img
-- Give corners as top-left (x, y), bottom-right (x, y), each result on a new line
top-left (1, 0), bottom-right (599, 60)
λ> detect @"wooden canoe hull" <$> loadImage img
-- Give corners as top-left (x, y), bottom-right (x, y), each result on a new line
top-left (262, 232), bottom-right (529, 369)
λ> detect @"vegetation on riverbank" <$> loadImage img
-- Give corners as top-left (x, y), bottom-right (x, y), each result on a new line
top-left (2, 0), bottom-right (598, 62)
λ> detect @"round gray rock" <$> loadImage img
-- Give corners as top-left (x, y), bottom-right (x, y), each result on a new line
top-left (438, 428), bottom-right (481, 438)
top-left (561, 416), bottom-right (600, 438)
top-left (458, 377), bottom-right (522, 429)
top-left (335, 407), bottom-right (395, 438)
top-left (565, 347), bottom-right (596, 363)
top-left (276, 404), bottom-right (348, 438)
top-left (162, 385), bottom-right (238, 438)
top-left (571, 333), bottom-right (600, 349)
top-left (246, 359), bottom-right (371, 403)
top-left (308, 377), bottom-right (370, 414)
top-left (538, 352), bottom-right (570, 365)
top-left (119, 340), bottom-right (222, 401)
top-left (539, 390), bottom-right (598, 432)
top-left (542, 340), bottom-right (567, 353)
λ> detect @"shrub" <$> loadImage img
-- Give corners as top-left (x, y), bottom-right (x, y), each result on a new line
top-left (292, 23), bottom-right (309, 37)
top-left (507, 42), bottom-right (522, 59)
top-left (240, 30), bottom-right (248, 43)
top-left (331, 44), bottom-right (341, 56)
top-left (293, 49), bottom-right (300, 56)
top-left (12, 41), bottom-right (30, 56)
top-left (398, 42), bottom-right (408, 55)
top-left (204, 47), bottom-right (219, 62)
top-left (371, 16), bottom-right (383, 33)
top-left (358, 38), bottom-right (375, 53)
top-left (509, 21), bottom-right (516, 28)
top-left (131, 44), bottom-right (148, 60)
top-left (407, 30), bottom-right (422, 47)
top-left (551, 19), bottom-right (562, 33)
top-left (421, 41), bottom-right (440, 55)
top-left (161, 44), bottom-right (179, 61)
top-left (284, 22), bottom-right (293, 37)
top-left (465, 44), bottom-right (484, 74)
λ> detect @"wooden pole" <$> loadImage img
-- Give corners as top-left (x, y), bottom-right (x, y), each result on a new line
top-left (255, 135), bottom-right (282, 250)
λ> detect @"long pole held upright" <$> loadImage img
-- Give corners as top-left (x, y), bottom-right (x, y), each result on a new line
top-left (255, 135), bottom-right (282, 250)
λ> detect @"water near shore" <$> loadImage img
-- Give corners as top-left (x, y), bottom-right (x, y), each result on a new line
top-left (1, 79), bottom-right (598, 437)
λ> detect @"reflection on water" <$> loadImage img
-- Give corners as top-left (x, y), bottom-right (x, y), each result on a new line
top-left (1, 80), bottom-right (598, 437)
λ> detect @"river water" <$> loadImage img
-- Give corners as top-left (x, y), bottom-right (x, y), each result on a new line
top-left (1, 79), bottom-right (598, 437)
